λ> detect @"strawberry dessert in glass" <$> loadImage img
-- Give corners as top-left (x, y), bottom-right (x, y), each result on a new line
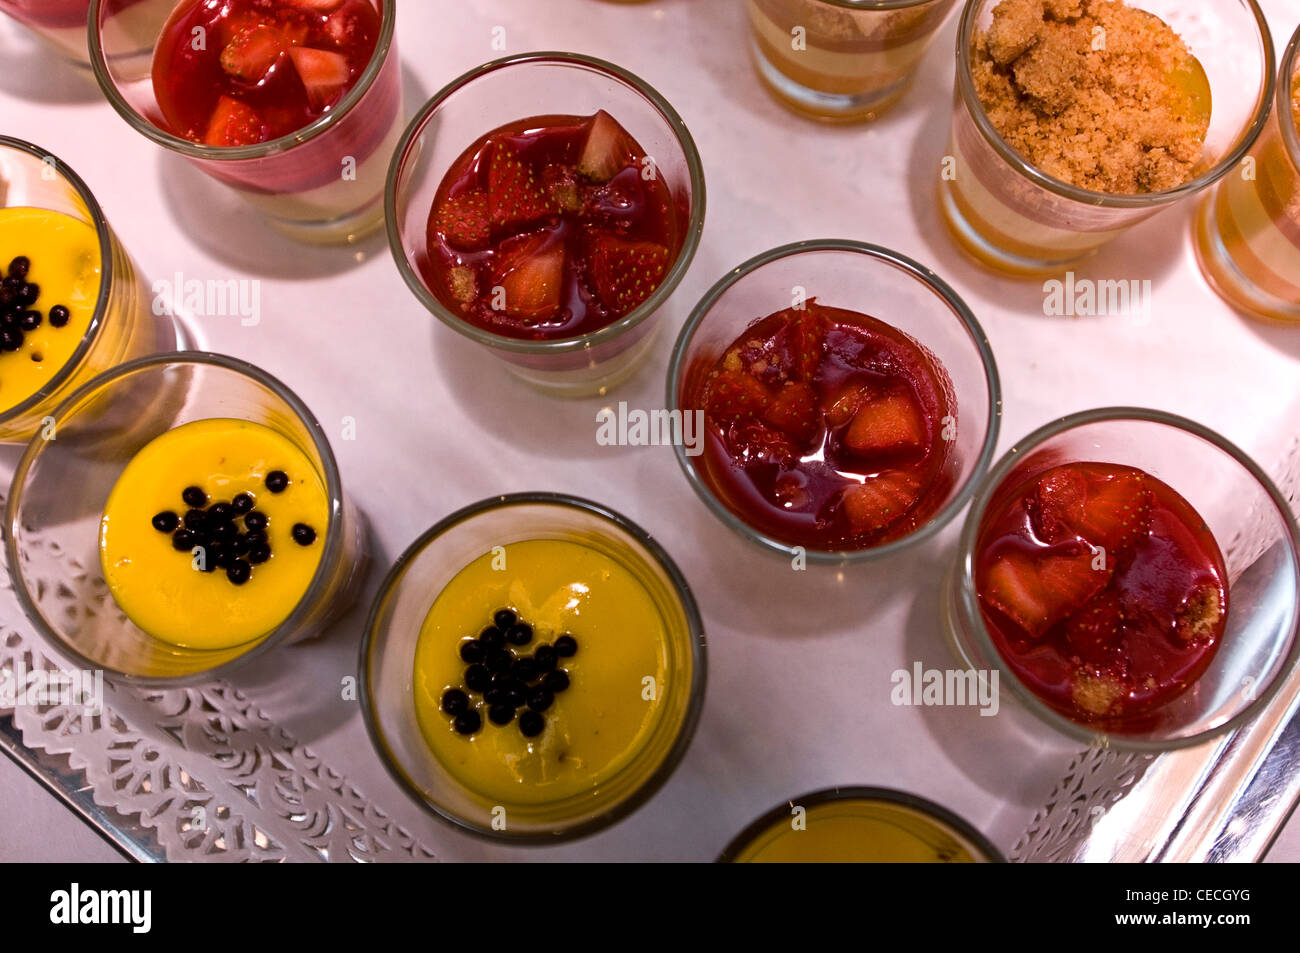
top-left (388, 53), bottom-right (705, 398)
top-left (946, 410), bottom-right (1300, 749)
top-left (421, 110), bottom-right (681, 343)
top-left (90, 0), bottom-right (401, 243)
top-left (670, 241), bottom-right (999, 561)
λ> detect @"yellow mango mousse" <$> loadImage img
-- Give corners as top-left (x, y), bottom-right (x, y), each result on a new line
top-left (0, 208), bottom-right (100, 412)
top-left (413, 539), bottom-right (669, 806)
top-left (730, 798), bottom-right (984, 863)
top-left (99, 418), bottom-right (329, 650)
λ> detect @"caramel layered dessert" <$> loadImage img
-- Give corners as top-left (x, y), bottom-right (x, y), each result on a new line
top-left (747, 0), bottom-right (956, 121)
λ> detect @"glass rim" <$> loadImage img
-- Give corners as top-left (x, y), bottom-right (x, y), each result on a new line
top-left (716, 785), bottom-right (1006, 862)
top-left (953, 0), bottom-right (1278, 209)
top-left (3, 350), bottom-right (350, 687)
top-left (0, 136), bottom-right (115, 427)
top-left (1279, 21), bottom-right (1300, 169)
top-left (358, 490), bottom-right (709, 845)
top-left (86, 0), bottom-right (397, 162)
top-left (954, 406), bottom-right (1300, 753)
top-left (666, 239), bottom-right (1003, 565)
top-left (383, 50), bottom-right (708, 356)
top-left (802, 0), bottom-right (951, 8)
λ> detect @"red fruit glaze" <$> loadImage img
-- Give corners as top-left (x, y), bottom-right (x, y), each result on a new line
top-left (421, 111), bottom-right (683, 341)
top-left (689, 300), bottom-right (957, 551)
top-left (975, 462), bottom-right (1229, 726)
top-left (152, 0), bottom-right (381, 145)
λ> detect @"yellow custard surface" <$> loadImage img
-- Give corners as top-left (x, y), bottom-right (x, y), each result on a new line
top-left (99, 418), bottom-right (328, 650)
top-left (0, 207), bottom-right (100, 412)
top-left (733, 799), bottom-right (982, 863)
top-left (413, 539), bottom-right (669, 807)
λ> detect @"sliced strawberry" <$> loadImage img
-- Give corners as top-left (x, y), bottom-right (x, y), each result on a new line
top-left (841, 471), bottom-right (923, 536)
top-left (1028, 466), bottom-right (1087, 543)
top-left (487, 142), bottom-right (554, 231)
top-left (288, 47), bottom-right (350, 111)
top-left (490, 233), bottom-right (564, 322)
top-left (763, 383), bottom-right (817, 443)
top-left (288, 0), bottom-right (345, 10)
top-left (984, 549), bottom-right (1108, 638)
top-left (703, 369), bottom-right (769, 423)
top-left (434, 191), bottom-right (490, 250)
top-left (734, 422), bottom-right (798, 465)
top-left (1068, 471), bottom-right (1153, 555)
top-left (844, 390), bottom-right (924, 460)
top-left (220, 25), bottom-right (287, 82)
top-left (824, 381), bottom-right (873, 428)
top-left (203, 96), bottom-right (264, 146)
top-left (577, 109), bottom-right (638, 183)
top-left (1063, 593), bottom-right (1126, 665)
top-left (588, 235), bottom-right (670, 316)
top-left (795, 304), bottom-right (829, 380)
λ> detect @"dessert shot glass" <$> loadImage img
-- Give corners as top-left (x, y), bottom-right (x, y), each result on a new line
top-left (668, 240), bottom-right (1001, 564)
top-left (0, 136), bottom-right (170, 443)
top-left (1194, 21), bottom-right (1300, 324)
top-left (88, 0), bottom-right (402, 244)
top-left (747, 0), bottom-right (959, 122)
top-left (942, 408), bottom-right (1300, 752)
top-left (718, 786), bottom-right (1004, 862)
top-left (386, 52), bottom-right (706, 399)
top-left (940, 0), bottom-right (1275, 275)
top-left (361, 492), bottom-right (707, 843)
top-left (5, 352), bottom-right (369, 684)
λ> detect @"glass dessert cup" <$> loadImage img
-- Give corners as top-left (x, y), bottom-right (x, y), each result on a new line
top-left (0, 136), bottom-right (169, 443)
top-left (943, 409), bottom-right (1300, 752)
top-left (361, 493), bottom-right (706, 843)
top-left (5, 352), bottom-right (369, 685)
top-left (668, 240), bottom-right (1000, 564)
top-left (747, 0), bottom-right (958, 123)
top-left (718, 786), bottom-right (1004, 862)
top-left (1194, 22), bottom-right (1300, 323)
top-left (940, 0), bottom-right (1275, 276)
top-left (0, 0), bottom-right (92, 64)
top-left (386, 52), bottom-right (706, 399)
top-left (88, 0), bottom-right (402, 244)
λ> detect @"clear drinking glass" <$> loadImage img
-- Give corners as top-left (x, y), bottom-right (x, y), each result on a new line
top-left (0, 0), bottom-right (94, 64)
top-left (1194, 21), bottom-right (1300, 323)
top-left (0, 136), bottom-right (170, 443)
top-left (385, 52), bottom-right (707, 399)
top-left (747, 0), bottom-right (959, 122)
top-left (5, 352), bottom-right (369, 684)
top-left (940, 0), bottom-right (1275, 275)
top-left (942, 408), bottom-right (1300, 751)
top-left (88, 0), bottom-right (402, 244)
top-left (361, 492), bottom-right (706, 843)
top-left (718, 786), bottom-right (1004, 862)
top-left (667, 240), bottom-right (1001, 563)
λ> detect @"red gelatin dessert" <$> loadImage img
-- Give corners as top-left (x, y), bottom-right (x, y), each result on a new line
top-left (975, 462), bottom-right (1229, 725)
top-left (421, 110), bottom-right (683, 341)
top-left (689, 300), bottom-right (957, 551)
top-left (152, 0), bottom-right (382, 146)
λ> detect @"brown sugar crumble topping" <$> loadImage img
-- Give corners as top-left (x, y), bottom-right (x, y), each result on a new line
top-left (972, 0), bottom-right (1211, 194)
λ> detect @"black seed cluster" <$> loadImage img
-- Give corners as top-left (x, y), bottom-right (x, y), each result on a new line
top-left (0, 256), bottom-right (72, 357)
top-left (443, 607), bottom-right (577, 738)
top-left (150, 471), bottom-right (316, 587)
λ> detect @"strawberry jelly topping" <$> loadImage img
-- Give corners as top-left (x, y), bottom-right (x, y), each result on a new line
top-left (421, 112), bottom-right (682, 342)
top-left (692, 301), bottom-right (957, 551)
top-left (153, 0), bottom-right (381, 146)
top-left (976, 462), bottom-right (1229, 726)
